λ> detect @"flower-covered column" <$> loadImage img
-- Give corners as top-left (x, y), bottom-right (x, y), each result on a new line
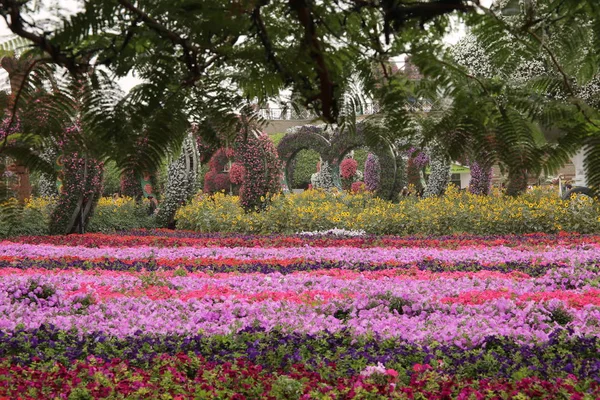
top-left (423, 142), bottom-right (451, 198)
top-left (38, 147), bottom-right (58, 198)
top-left (236, 130), bottom-right (281, 210)
top-left (364, 153), bottom-right (381, 192)
top-left (156, 133), bottom-right (199, 227)
top-left (469, 161), bottom-right (493, 195)
top-left (49, 152), bottom-right (104, 234)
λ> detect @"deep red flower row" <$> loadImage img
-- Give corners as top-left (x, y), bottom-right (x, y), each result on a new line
top-left (0, 354), bottom-right (596, 400)
top-left (5, 230), bottom-right (597, 249)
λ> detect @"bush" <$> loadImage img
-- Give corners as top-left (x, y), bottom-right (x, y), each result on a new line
top-left (340, 158), bottom-right (358, 179)
top-left (0, 196), bottom-right (157, 237)
top-left (86, 197), bottom-right (158, 233)
top-left (0, 197), bottom-right (53, 236)
top-left (176, 185), bottom-right (600, 235)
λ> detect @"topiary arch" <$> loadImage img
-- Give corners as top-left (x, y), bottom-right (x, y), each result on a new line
top-left (277, 127), bottom-right (331, 193)
top-left (327, 123), bottom-right (401, 201)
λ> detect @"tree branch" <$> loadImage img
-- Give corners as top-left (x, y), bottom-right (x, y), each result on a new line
top-left (477, 4), bottom-right (600, 130)
top-left (251, 3), bottom-right (289, 83)
top-left (289, 0), bottom-right (337, 122)
top-left (117, 0), bottom-right (203, 84)
top-left (0, 0), bottom-right (84, 72)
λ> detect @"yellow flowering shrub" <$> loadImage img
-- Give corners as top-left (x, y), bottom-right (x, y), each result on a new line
top-left (87, 196), bottom-right (157, 233)
top-left (176, 185), bottom-right (600, 235)
top-left (0, 196), bottom-right (157, 236)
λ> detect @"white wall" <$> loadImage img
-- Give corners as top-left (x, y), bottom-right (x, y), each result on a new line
top-left (460, 172), bottom-right (471, 189)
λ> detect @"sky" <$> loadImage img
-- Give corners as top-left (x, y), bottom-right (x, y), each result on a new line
top-left (0, 0), bottom-right (493, 93)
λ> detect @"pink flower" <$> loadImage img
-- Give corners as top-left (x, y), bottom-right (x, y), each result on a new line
top-left (229, 163), bottom-right (245, 185)
top-left (412, 364), bottom-right (431, 373)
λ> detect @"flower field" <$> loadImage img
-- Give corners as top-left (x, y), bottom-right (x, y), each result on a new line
top-left (1, 231), bottom-right (600, 398)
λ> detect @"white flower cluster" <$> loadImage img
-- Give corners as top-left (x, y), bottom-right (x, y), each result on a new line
top-left (452, 0), bottom-right (600, 106)
top-left (39, 147), bottom-right (58, 198)
top-left (310, 161), bottom-right (335, 190)
top-left (451, 35), bottom-right (495, 79)
top-left (285, 123), bottom-right (336, 139)
top-left (577, 76), bottom-right (600, 109)
top-left (156, 134), bottom-right (199, 226)
top-left (423, 142), bottom-right (451, 198)
top-left (297, 228), bottom-right (366, 237)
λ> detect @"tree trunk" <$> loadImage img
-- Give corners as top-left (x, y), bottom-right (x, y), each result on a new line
top-left (505, 168), bottom-right (528, 197)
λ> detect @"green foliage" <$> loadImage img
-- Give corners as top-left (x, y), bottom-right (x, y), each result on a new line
top-left (0, 196), bottom-right (158, 237)
top-left (0, 197), bottom-right (52, 237)
top-left (0, 0), bottom-right (472, 129)
top-left (291, 149), bottom-right (319, 189)
top-left (102, 161), bottom-right (120, 196)
top-left (269, 133), bottom-right (286, 146)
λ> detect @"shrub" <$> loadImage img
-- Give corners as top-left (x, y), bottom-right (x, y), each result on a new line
top-left (87, 196), bottom-right (158, 233)
top-left (228, 162), bottom-right (245, 185)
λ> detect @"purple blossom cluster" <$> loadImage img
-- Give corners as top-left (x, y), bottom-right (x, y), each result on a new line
top-left (364, 153), bottom-right (381, 192)
top-left (469, 161), bottom-right (493, 195)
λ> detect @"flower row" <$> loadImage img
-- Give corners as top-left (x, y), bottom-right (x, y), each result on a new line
top-left (3, 353), bottom-right (597, 399)
top-left (7, 230), bottom-right (598, 249)
top-left (1, 242), bottom-right (599, 265)
top-left (0, 255), bottom-right (571, 276)
top-left (1, 268), bottom-right (599, 346)
top-left (3, 328), bottom-right (600, 384)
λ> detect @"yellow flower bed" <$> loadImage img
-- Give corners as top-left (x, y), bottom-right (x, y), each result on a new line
top-left (176, 186), bottom-right (600, 235)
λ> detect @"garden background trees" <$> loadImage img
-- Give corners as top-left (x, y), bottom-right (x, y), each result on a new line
top-left (0, 0), bottom-right (599, 218)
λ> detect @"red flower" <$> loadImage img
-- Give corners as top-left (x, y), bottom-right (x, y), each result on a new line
top-left (340, 158), bottom-right (358, 179)
top-left (351, 181), bottom-right (366, 193)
